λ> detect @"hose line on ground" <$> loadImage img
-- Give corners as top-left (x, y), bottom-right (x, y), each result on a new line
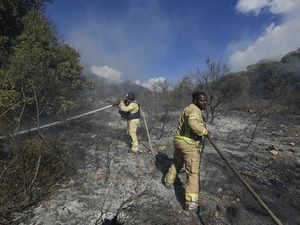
top-left (197, 136), bottom-right (207, 225)
top-left (207, 136), bottom-right (284, 225)
top-left (140, 108), bottom-right (155, 157)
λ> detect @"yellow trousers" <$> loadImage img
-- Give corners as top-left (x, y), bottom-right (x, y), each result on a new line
top-left (165, 140), bottom-right (200, 208)
top-left (128, 119), bottom-right (140, 152)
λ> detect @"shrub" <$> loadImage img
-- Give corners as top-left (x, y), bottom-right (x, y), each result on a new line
top-left (0, 136), bottom-right (71, 220)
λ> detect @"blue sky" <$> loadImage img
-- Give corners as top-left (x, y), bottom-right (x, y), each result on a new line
top-left (46, 0), bottom-right (300, 88)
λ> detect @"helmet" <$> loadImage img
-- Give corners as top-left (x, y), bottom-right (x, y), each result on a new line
top-left (125, 92), bottom-right (135, 100)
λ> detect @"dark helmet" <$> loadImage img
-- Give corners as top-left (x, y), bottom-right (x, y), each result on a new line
top-left (125, 92), bottom-right (135, 100)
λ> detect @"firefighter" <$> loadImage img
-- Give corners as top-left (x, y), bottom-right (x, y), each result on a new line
top-left (114, 92), bottom-right (140, 153)
top-left (164, 91), bottom-right (211, 211)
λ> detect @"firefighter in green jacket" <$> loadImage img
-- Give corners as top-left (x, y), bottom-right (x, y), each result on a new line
top-left (116, 92), bottom-right (140, 153)
top-left (164, 91), bottom-right (210, 211)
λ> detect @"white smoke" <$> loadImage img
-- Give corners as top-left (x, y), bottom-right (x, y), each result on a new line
top-left (65, 0), bottom-right (171, 81)
top-left (90, 65), bottom-right (122, 82)
top-left (134, 77), bottom-right (167, 91)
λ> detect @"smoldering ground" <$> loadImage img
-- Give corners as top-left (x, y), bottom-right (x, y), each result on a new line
top-left (12, 107), bottom-right (300, 225)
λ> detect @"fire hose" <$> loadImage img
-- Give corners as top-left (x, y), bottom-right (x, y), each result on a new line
top-left (0, 104), bottom-right (155, 159)
top-left (140, 108), bottom-right (154, 157)
top-left (207, 136), bottom-right (284, 225)
top-left (0, 103), bottom-right (283, 224)
top-left (0, 104), bottom-right (114, 140)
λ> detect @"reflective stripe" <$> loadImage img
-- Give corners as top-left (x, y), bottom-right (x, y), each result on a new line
top-left (174, 135), bottom-right (199, 145)
top-left (185, 193), bottom-right (199, 201)
top-left (189, 114), bottom-right (201, 120)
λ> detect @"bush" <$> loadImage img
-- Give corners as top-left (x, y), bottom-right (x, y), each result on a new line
top-left (0, 136), bottom-right (71, 220)
top-left (217, 73), bottom-right (250, 110)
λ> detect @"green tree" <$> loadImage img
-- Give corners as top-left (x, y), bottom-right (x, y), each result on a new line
top-left (0, 1), bottom-right (94, 221)
top-left (0, 0), bottom-right (52, 67)
top-left (0, 1), bottom-right (92, 134)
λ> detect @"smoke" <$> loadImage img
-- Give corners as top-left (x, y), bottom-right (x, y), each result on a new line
top-left (229, 0), bottom-right (300, 72)
top-left (65, 0), bottom-right (172, 81)
top-left (90, 65), bottom-right (122, 83)
top-left (134, 77), bottom-right (166, 91)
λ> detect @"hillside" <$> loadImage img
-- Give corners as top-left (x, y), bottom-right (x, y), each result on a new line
top-left (10, 106), bottom-right (300, 225)
top-left (1, 2), bottom-right (300, 223)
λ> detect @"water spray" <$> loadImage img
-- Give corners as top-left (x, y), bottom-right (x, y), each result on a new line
top-left (0, 104), bottom-right (113, 140)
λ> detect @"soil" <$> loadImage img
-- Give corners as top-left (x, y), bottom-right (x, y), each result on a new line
top-left (16, 109), bottom-right (300, 225)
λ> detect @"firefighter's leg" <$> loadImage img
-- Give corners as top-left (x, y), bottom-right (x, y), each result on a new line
top-left (164, 141), bottom-right (184, 187)
top-left (129, 119), bottom-right (140, 152)
top-left (124, 120), bottom-right (130, 147)
top-left (183, 144), bottom-right (200, 210)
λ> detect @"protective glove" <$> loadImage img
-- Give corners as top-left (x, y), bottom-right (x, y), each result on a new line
top-left (112, 101), bottom-right (120, 107)
top-left (206, 131), bottom-right (212, 137)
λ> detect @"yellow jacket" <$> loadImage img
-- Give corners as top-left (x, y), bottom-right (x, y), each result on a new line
top-left (174, 103), bottom-right (207, 145)
top-left (119, 100), bottom-right (140, 120)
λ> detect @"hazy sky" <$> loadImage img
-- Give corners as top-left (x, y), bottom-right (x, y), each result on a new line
top-left (46, 0), bottom-right (300, 87)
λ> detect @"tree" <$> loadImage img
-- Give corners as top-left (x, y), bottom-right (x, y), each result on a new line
top-left (172, 76), bottom-right (194, 109)
top-left (217, 72), bottom-right (250, 110)
top-left (247, 60), bottom-right (300, 113)
top-left (0, 0), bottom-right (53, 67)
top-left (194, 58), bottom-right (230, 122)
top-left (0, 1), bottom-right (94, 221)
top-left (0, 6), bottom-right (92, 135)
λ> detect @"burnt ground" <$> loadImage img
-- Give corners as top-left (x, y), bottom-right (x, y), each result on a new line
top-left (15, 108), bottom-right (300, 225)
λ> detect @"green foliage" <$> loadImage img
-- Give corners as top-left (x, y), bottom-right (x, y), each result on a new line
top-left (0, 1), bottom-right (94, 134)
top-left (0, 136), bottom-right (69, 218)
top-left (0, 1), bottom-right (95, 223)
top-left (0, 2), bottom-right (94, 220)
top-left (0, 0), bottom-right (52, 67)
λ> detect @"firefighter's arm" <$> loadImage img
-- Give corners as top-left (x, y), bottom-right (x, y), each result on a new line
top-left (119, 100), bottom-right (135, 112)
top-left (188, 112), bottom-right (208, 136)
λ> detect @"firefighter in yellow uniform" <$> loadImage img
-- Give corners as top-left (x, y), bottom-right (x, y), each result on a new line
top-left (164, 91), bottom-right (210, 211)
top-left (118, 92), bottom-right (140, 153)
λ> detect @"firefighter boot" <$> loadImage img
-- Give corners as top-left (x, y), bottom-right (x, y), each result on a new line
top-left (131, 141), bottom-right (139, 153)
